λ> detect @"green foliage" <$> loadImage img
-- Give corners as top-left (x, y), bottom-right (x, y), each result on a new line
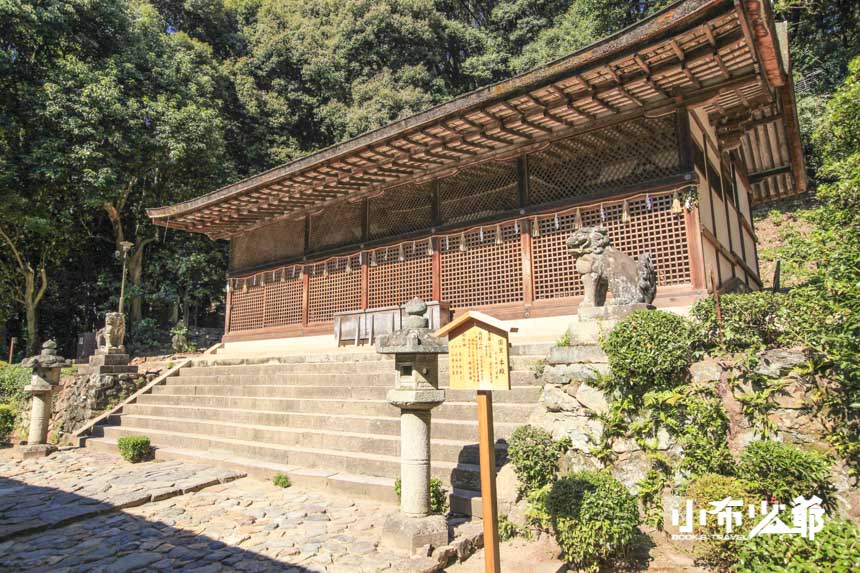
top-left (545, 470), bottom-right (639, 572)
top-left (690, 292), bottom-right (792, 353)
top-left (393, 477), bottom-right (448, 514)
top-left (272, 473), bottom-right (291, 488)
top-left (555, 331), bottom-right (570, 347)
top-left (525, 483), bottom-right (553, 531)
top-left (673, 390), bottom-right (735, 478)
top-left (737, 441), bottom-right (834, 508)
top-left (772, 56), bottom-right (860, 477)
top-left (117, 435), bottom-right (152, 463)
top-left (636, 453), bottom-right (672, 529)
top-left (601, 310), bottom-right (695, 399)
top-left (0, 404), bottom-right (16, 442)
top-left (127, 318), bottom-right (163, 355)
top-left (0, 361), bottom-right (28, 407)
top-left (497, 514), bottom-right (520, 541)
top-left (730, 355), bottom-right (786, 438)
top-left (686, 474), bottom-right (756, 572)
top-left (507, 425), bottom-right (570, 495)
top-left (737, 518), bottom-right (860, 572)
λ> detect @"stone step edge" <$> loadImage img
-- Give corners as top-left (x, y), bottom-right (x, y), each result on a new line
top-left (91, 425), bottom-right (481, 474)
top-left (115, 405), bottom-right (522, 429)
top-left (155, 384), bottom-right (539, 399)
top-left (139, 394), bottom-right (532, 409)
top-left (84, 439), bottom-right (488, 511)
top-left (105, 416), bottom-right (510, 450)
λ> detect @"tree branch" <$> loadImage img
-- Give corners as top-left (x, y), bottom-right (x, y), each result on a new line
top-left (0, 224), bottom-right (26, 272)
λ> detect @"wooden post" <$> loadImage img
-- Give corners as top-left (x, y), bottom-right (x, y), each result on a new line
top-left (709, 268), bottom-right (724, 345)
top-left (8, 337), bottom-right (15, 364)
top-left (477, 390), bottom-right (501, 573)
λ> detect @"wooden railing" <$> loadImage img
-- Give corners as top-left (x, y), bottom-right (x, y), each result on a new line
top-left (225, 189), bottom-right (693, 338)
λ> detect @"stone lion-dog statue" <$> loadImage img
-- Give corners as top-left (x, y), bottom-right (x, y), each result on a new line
top-left (567, 226), bottom-right (657, 307)
top-left (96, 311), bottom-right (126, 352)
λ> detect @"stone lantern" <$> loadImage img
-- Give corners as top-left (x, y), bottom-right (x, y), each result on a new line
top-left (21, 340), bottom-right (65, 458)
top-left (376, 298), bottom-right (449, 553)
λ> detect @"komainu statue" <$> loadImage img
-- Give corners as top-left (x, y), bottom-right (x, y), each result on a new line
top-left (96, 312), bottom-right (126, 353)
top-left (567, 226), bottom-right (657, 308)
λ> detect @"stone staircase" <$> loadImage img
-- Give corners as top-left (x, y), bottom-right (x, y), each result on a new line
top-left (82, 348), bottom-right (546, 516)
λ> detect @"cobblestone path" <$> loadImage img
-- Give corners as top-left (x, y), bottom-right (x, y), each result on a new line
top-left (0, 449), bottom-right (426, 572)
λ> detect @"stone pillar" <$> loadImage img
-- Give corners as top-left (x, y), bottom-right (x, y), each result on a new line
top-left (376, 298), bottom-right (450, 553)
top-left (400, 408), bottom-right (432, 517)
top-left (21, 340), bottom-right (65, 458)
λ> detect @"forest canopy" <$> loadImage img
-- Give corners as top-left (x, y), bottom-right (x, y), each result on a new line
top-left (0, 0), bottom-right (857, 356)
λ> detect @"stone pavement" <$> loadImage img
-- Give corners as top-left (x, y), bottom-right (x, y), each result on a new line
top-left (0, 449), bottom-right (243, 540)
top-left (0, 448), bottom-right (451, 572)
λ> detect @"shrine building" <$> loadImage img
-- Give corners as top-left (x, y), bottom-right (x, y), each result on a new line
top-left (148, 0), bottom-right (806, 345)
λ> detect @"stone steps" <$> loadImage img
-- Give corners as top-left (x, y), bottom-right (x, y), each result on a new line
top-left (152, 383), bottom-right (541, 403)
top-left (93, 415), bottom-right (507, 465)
top-left (170, 370), bottom-right (541, 387)
top-left (87, 426), bottom-right (484, 491)
top-left (114, 405), bottom-right (520, 441)
top-left (133, 393), bottom-right (534, 422)
top-left (83, 349), bottom-right (544, 516)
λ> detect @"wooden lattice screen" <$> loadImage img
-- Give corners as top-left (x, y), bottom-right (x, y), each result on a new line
top-left (439, 160), bottom-right (518, 225)
top-left (308, 200), bottom-right (363, 252)
top-left (228, 280), bottom-right (265, 331)
top-left (368, 239), bottom-right (433, 308)
top-left (307, 255), bottom-right (362, 323)
top-left (368, 183), bottom-right (433, 240)
top-left (440, 223), bottom-right (523, 308)
top-left (528, 115), bottom-right (680, 205)
top-left (230, 217), bottom-right (304, 271)
top-left (263, 267), bottom-right (303, 327)
top-left (532, 194), bottom-right (690, 301)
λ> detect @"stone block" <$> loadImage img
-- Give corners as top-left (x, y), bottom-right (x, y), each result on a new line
top-left (573, 381), bottom-right (609, 414)
top-left (566, 320), bottom-right (618, 345)
top-left (578, 303), bottom-right (651, 322)
top-left (756, 347), bottom-right (808, 378)
top-left (19, 444), bottom-right (57, 459)
top-left (380, 513), bottom-right (448, 555)
top-left (690, 359), bottom-right (723, 383)
top-left (542, 363), bottom-right (608, 386)
top-left (547, 345), bottom-right (607, 365)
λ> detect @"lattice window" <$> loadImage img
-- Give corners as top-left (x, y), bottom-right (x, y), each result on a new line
top-left (439, 160), bottom-right (518, 225)
top-left (528, 116), bottom-right (680, 206)
top-left (308, 200), bottom-right (363, 252)
top-left (532, 192), bottom-right (690, 301)
top-left (441, 223), bottom-right (523, 309)
top-left (368, 183), bottom-right (433, 240)
top-left (368, 239), bottom-right (433, 308)
top-left (228, 280), bottom-right (265, 332)
top-left (307, 255), bottom-right (361, 323)
top-left (263, 267), bottom-right (303, 327)
top-left (230, 217), bottom-right (304, 271)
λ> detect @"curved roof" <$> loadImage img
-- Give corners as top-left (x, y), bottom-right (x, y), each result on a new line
top-left (148, 0), bottom-right (805, 240)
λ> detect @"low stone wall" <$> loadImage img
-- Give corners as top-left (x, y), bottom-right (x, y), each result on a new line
top-left (523, 343), bottom-right (860, 522)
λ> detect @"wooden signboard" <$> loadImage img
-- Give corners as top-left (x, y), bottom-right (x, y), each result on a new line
top-left (435, 311), bottom-right (515, 573)
top-left (435, 311), bottom-right (513, 391)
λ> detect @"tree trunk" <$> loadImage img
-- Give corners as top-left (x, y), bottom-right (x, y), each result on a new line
top-left (128, 249), bottom-right (144, 323)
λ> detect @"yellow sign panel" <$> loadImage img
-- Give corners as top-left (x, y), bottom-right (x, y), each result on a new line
top-left (448, 323), bottom-right (511, 391)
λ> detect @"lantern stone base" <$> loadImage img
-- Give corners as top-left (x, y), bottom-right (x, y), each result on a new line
top-left (577, 302), bottom-right (652, 322)
top-left (381, 513), bottom-right (448, 554)
top-left (19, 444), bottom-right (57, 460)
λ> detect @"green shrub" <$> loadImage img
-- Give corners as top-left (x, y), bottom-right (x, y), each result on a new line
top-left (738, 440), bottom-right (834, 508)
top-left (676, 391), bottom-right (735, 478)
top-left (394, 477), bottom-right (448, 514)
top-left (498, 514), bottom-right (520, 541)
top-left (686, 474), bottom-right (756, 572)
top-left (507, 425), bottom-right (570, 495)
top-left (273, 473), bottom-right (291, 488)
top-left (0, 404), bottom-right (16, 442)
top-left (601, 310), bottom-right (695, 398)
top-left (545, 470), bottom-right (639, 572)
top-left (737, 518), bottom-right (860, 572)
top-left (117, 435), bottom-right (152, 463)
top-left (0, 361), bottom-right (28, 406)
top-left (689, 291), bottom-right (790, 352)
